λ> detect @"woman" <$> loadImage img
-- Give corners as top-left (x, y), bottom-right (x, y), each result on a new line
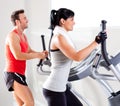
top-left (4, 9), bottom-right (48, 106)
top-left (43, 8), bottom-right (106, 106)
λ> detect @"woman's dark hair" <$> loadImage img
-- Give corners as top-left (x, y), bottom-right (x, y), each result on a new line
top-left (49, 8), bottom-right (74, 30)
top-left (11, 9), bottom-right (24, 26)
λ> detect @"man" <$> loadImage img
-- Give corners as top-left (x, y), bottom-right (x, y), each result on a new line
top-left (4, 9), bottom-right (48, 106)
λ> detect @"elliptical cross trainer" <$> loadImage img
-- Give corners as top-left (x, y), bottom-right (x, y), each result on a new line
top-left (37, 20), bottom-right (120, 106)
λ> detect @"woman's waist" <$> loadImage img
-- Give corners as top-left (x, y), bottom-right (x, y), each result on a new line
top-left (43, 76), bottom-right (68, 92)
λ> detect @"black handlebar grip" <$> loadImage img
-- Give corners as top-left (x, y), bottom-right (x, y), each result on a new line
top-left (101, 20), bottom-right (107, 32)
top-left (41, 35), bottom-right (49, 60)
top-left (37, 35), bottom-right (46, 67)
top-left (41, 35), bottom-right (46, 50)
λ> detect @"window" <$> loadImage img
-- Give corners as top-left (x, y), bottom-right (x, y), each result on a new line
top-left (51, 0), bottom-right (120, 27)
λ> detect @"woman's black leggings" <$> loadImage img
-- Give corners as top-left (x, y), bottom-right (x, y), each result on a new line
top-left (43, 86), bottom-right (83, 106)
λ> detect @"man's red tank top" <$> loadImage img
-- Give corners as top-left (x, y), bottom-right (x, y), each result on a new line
top-left (5, 29), bottom-right (28, 75)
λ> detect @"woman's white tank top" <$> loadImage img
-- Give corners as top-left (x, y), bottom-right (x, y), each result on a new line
top-left (43, 26), bottom-right (75, 92)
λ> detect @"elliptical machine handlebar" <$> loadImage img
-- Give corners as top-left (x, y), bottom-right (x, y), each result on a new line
top-left (100, 20), bottom-right (111, 66)
top-left (37, 35), bottom-right (51, 67)
top-left (100, 20), bottom-right (120, 82)
top-left (41, 35), bottom-right (49, 61)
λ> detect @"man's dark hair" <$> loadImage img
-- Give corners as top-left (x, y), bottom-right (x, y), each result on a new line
top-left (11, 9), bottom-right (24, 26)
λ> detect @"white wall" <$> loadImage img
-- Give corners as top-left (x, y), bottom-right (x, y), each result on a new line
top-left (0, 0), bottom-right (120, 106)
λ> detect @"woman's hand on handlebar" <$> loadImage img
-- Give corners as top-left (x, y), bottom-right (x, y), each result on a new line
top-left (95, 32), bottom-right (107, 44)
